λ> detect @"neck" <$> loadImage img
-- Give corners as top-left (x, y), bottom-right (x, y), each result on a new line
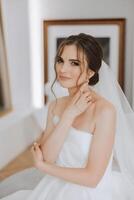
top-left (68, 87), bottom-right (79, 98)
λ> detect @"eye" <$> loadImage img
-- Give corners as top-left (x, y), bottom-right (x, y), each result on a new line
top-left (56, 57), bottom-right (63, 64)
top-left (71, 61), bottom-right (80, 66)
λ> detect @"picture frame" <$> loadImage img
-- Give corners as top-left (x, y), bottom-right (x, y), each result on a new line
top-left (0, 2), bottom-right (12, 117)
top-left (43, 19), bottom-right (125, 103)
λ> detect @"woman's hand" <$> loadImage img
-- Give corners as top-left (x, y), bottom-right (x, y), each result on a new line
top-left (64, 82), bottom-right (94, 119)
top-left (31, 142), bottom-right (44, 169)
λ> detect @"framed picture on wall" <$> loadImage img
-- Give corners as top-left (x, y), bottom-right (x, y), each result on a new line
top-left (0, 2), bottom-right (12, 116)
top-left (43, 19), bottom-right (125, 103)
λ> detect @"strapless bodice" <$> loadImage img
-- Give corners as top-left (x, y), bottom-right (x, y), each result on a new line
top-left (53, 115), bottom-right (112, 167)
top-left (53, 115), bottom-right (92, 168)
top-left (53, 115), bottom-right (113, 189)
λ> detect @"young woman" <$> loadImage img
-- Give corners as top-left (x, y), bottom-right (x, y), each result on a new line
top-left (1, 33), bottom-right (134, 200)
top-left (31, 33), bottom-right (116, 199)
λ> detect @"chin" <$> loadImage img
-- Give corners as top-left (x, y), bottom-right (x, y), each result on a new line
top-left (58, 81), bottom-right (76, 89)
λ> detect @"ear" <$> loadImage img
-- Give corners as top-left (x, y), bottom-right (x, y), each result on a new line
top-left (87, 70), bottom-right (95, 79)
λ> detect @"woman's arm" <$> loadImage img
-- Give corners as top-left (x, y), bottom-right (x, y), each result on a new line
top-left (40, 82), bottom-right (93, 164)
top-left (38, 104), bottom-right (116, 188)
top-left (40, 100), bottom-right (75, 164)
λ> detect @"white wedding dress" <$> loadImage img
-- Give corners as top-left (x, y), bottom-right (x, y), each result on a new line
top-left (0, 115), bottom-right (129, 200)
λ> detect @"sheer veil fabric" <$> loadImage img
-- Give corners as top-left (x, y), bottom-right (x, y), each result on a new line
top-left (92, 61), bottom-right (134, 198)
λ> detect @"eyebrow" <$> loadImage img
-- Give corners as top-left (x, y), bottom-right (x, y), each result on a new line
top-left (58, 56), bottom-right (81, 63)
top-left (69, 59), bottom-right (81, 63)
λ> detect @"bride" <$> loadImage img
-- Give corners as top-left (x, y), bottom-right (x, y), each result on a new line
top-left (1, 33), bottom-right (134, 199)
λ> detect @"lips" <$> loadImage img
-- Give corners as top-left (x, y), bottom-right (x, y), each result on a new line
top-left (59, 75), bottom-right (71, 79)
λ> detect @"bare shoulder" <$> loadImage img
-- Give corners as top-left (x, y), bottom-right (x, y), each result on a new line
top-left (92, 96), bottom-right (117, 138)
top-left (95, 96), bottom-right (117, 123)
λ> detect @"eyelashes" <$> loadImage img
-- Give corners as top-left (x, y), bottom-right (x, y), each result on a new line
top-left (56, 57), bottom-right (63, 64)
top-left (71, 61), bottom-right (79, 66)
top-left (56, 57), bottom-right (80, 66)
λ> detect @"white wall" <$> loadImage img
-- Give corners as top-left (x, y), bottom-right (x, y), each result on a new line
top-left (0, 0), bottom-right (44, 129)
top-left (1, 0), bottom-right (31, 110)
top-left (0, 0), bottom-right (44, 168)
top-left (0, 105), bottom-right (48, 168)
top-left (40, 0), bottom-right (134, 109)
top-left (28, 0), bottom-right (44, 109)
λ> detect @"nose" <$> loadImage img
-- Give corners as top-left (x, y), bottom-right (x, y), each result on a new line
top-left (60, 63), bottom-right (68, 73)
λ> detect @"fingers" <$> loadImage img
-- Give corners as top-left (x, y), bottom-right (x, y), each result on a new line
top-left (86, 96), bottom-right (92, 103)
top-left (79, 82), bottom-right (89, 93)
top-left (72, 82), bottom-right (89, 104)
top-left (79, 89), bottom-right (92, 99)
top-left (71, 82), bottom-right (93, 105)
top-left (78, 90), bottom-right (94, 105)
top-left (83, 90), bottom-right (91, 96)
top-left (31, 142), bottom-right (41, 152)
top-left (71, 89), bottom-right (81, 104)
top-left (83, 91), bottom-right (92, 99)
top-left (33, 142), bottom-right (41, 148)
top-left (84, 92), bottom-right (94, 103)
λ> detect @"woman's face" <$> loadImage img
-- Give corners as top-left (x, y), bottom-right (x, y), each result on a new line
top-left (56, 45), bottom-right (92, 89)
